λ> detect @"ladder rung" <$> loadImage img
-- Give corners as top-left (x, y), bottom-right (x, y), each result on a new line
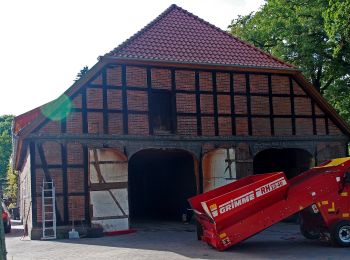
top-left (42, 180), bottom-right (56, 240)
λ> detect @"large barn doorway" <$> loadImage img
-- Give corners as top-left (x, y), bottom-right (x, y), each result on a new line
top-left (253, 148), bottom-right (314, 179)
top-left (128, 149), bottom-right (197, 223)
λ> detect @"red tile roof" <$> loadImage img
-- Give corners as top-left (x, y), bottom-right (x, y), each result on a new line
top-left (13, 106), bottom-right (42, 134)
top-left (105, 4), bottom-right (296, 70)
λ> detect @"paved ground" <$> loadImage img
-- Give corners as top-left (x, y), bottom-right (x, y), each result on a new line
top-left (5, 220), bottom-right (350, 259)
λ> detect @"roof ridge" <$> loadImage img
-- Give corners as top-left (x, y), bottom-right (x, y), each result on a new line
top-left (104, 4), bottom-right (296, 69)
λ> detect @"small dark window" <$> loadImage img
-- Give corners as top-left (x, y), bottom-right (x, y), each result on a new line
top-left (150, 91), bottom-right (173, 133)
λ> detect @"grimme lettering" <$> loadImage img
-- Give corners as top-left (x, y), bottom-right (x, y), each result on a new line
top-left (215, 177), bottom-right (287, 216)
top-left (219, 192), bottom-right (255, 214)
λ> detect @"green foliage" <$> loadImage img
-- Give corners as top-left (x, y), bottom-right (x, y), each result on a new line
top-left (229, 0), bottom-right (350, 123)
top-left (324, 76), bottom-right (350, 122)
top-left (74, 66), bottom-right (89, 82)
top-left (0, 115), bottom-right (14, 180)
top-left (0, 115), bottom-right (14, 136)
top-left (323, 0), bottom-right (350, 57)
top-left (5, 164), bottom-right (18, 204)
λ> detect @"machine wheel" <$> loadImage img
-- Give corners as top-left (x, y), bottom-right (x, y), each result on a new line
top-left (300, 222), bottom-right (320, 240)
top-left (196, 222), bottom-right (203, 240)
top-left (330, 220), bottom-right (350, 247)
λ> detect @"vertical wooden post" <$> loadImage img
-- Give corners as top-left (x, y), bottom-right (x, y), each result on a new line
top-left (195, 71), bottom-right (202, 136)
top-left (212, 72), bottom-right (219, 136)
top-left (230, 72), bottom-right (236, 136)
top-left (245, 74), bottom-right (252, 136)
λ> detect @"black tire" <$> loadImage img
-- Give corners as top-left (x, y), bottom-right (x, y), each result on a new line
top-left (4, 223), bottom-right (11, 234)
top-left (330, 220), bottom-right (350, 247)
top-left (196, 221), bottom-right (203, 240)
top-left (300, 221), bottom-right (320, 240)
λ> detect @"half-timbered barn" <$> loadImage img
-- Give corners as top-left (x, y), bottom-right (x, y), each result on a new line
top-left (13, 4), bottom-right (350, 239)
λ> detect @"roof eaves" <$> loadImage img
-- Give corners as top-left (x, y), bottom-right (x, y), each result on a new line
top-left (100, 56), bottom-right (301, 72)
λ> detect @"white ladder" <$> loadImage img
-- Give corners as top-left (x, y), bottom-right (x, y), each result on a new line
top-left (41, 180), bottom-right (56, 240)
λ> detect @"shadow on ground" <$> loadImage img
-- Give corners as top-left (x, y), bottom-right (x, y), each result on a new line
top-left (7, 220), bottom-right (348, 259)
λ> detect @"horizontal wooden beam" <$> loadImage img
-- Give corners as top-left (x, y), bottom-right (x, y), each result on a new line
top-left (91, 215), bottom-right (128, 221)
top-left (90, 182), bottom-right (128, 191)
top-left (89, 160), bottom-right (127, 165)
top-left (27, 133), bottom-right (349, 142)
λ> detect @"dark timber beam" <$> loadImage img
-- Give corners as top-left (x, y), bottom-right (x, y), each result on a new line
top-left (289, 77), bottom-right (296, 135)
top-left (102, 67), bottom-right (109, 134)
top-left (311, 100), bottom-right (317, 135)
top-left (27, 133), bottom-right (349, 142)
top-left (171, 69), bottom-right (177, 134)
top-left (61, 144), bottom-right (69, 224)
top-left (121, 65), bottom-right (128, 135)
top-left (83, 146), bottom-right (90, 224)
top-left (268, 74), bottom-right (275, 135)
top-left (212, 72), bottom-right (219, 136)
top-left (246, 74), bottom-right (252, 135)
top-left (30, 142), bottom-right (37, 226)
top-left (230, 72), bottom-right (236, 135)
top-left (195, 71), bottom-right (202, 136)
top-left (146, 67), bottom-right (154, 135)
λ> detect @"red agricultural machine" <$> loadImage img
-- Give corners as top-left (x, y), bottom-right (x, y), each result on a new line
top-left (189, 157), bottom-right (350, 251)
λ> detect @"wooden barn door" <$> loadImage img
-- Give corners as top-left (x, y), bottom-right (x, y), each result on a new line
top-left (89, 148), bottom-right (129, 232)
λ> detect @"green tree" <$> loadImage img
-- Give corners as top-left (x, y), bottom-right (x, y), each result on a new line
top-left (0, 115), bottom-right (14, 136)
top-left (5, 164), bottom-right (18, 206)
top-left (229, 0), bottom-right (350, 123)
top-left (0, 115), bottom-right (14, 180)
top-left (322, 0), bottom-right (350, 119)
top-left (323, 0), bottom-right (350, 58)
top-left (0, 133), bottom-right (11, 180)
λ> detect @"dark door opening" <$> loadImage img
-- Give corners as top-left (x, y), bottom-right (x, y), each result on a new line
top-left (128, 149), bottom-right (197, 222)
top-left (150, 91), bottom-right (174, 134)
top-left (253, 148), bottom-right (314, 179)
